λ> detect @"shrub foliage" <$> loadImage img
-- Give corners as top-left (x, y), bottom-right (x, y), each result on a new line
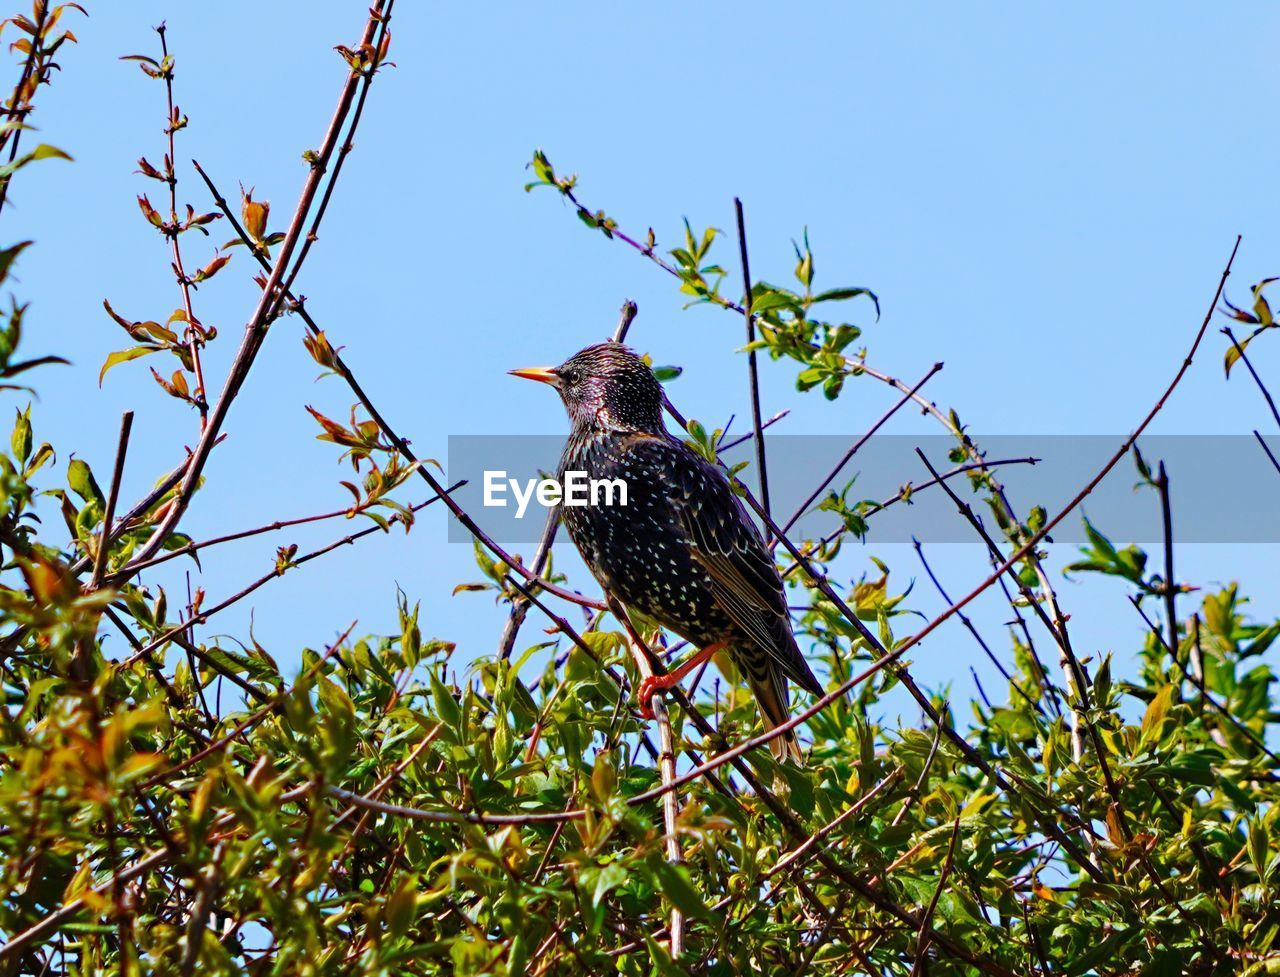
top-left (1, 3), bottom-right (1277, 975)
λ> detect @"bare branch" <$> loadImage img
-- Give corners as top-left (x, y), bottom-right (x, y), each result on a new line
top-left (1224, 325), bottom-right (1280, 430)
top-left (90, 411), bottom-right (134, 590)
top-left (734, 198), bottom-right (771, 519)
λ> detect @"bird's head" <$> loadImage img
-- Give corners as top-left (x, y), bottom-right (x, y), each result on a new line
top-left (510, 341), bottom-right (666, 433)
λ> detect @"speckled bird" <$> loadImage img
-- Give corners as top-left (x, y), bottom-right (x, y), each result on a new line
top-left (511, 340), bottom-right (823, 763)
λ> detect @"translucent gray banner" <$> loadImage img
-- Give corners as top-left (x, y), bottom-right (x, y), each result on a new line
top-left (445, 434), bottom-right (1280, 544)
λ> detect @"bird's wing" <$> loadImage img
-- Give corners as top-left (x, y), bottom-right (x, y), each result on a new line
top-left (629, 435), bottom-right (821, 695)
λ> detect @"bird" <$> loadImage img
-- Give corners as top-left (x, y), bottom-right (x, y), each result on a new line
top-left (511, 340), bottom-right (823, 763)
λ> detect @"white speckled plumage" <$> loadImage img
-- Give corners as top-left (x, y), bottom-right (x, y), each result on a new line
top-left (532, 341), bottom-right (822, 763)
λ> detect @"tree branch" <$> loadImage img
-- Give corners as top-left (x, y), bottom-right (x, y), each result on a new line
top-left (734, 198), bottom-right (771, 519)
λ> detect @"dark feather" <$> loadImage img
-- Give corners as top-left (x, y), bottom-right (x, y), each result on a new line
top-left (533, 340), bottom-right (823, 765)
top-left (629, 435), bottom-right (824, 698)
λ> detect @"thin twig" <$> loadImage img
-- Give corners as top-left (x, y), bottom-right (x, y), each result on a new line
top-left (329, 725), bottom-right (442, 834)
top-left (324, 785), bottom-right (582, 826)
top-left (766, 767), bottom-right (903, 883)
top-left (734, 198), bottom-right (771, 519)
top-left (1155, 461), bottom-right (1180, 658)
top-left (1223, 325), bottom-right (1280, 475)
top-left (155, 23), bottom-right (209, 420)
top-left (654, 689), bottom-right (686, 957)
top-left (913, 449), bottom-right (1075, 721)
top-left (273, 2), bottom-right (395, 312)
top-left (177, 842), bottom-right (224, 975)
top-left (71, 445), bottom-right (215, 578)
top-left (1256, 430), bottom-right (1280, 477)
top-left (890, 718), bottom-right (944, 827)
top-left (91, 411), bottom-right (134, 590)
top-left (497, 510), bottom-right (560, 659)
top-left (0, 0), bottom-right (52, 217)
top-left (582, 597), bottom-right (692, 959)
top-left (120, 488), bottom-right (433, 577)
top-left (716, 408), bottom-right (790, 451)
top-left (612, 298), bottom-right (638, 343)
top-left (912, 538), bottom-right (1045, 718)
top-left (791, 893), bottom-right (846, 976)
top-left (921, 456), bottom-right (1071, 750)
top-left (1223, 326), bottom-right (1280, 429)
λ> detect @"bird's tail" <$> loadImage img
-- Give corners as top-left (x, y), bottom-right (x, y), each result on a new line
top-left (746, 665), bottom-right (805, 766)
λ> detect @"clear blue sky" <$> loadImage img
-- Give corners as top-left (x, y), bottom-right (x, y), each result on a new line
top-left (8, 3), bottom-right (1279, 712)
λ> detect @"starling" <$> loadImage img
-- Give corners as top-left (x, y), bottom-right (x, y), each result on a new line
top-left (511, 340), bottom-right (823, 763)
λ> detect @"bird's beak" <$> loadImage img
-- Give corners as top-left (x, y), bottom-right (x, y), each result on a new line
top-left (509, 366), bottom-right (560, 388)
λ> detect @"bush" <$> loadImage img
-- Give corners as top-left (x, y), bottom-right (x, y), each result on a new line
top-left (1, 4), bottom-right (1277, 975)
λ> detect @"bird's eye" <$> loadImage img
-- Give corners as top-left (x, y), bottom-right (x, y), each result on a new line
top-left (559, 368), bottom-right (579, 385)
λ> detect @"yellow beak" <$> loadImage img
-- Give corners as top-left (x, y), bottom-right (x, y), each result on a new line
top-left (508, 366), bottom-right (560, 387)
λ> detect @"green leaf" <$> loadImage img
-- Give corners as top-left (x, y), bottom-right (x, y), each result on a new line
top-left (750, 289), bottom-right (801, 315)
top-left (1064, 929), bottom-right (1131, 976)
top-left (67, 457), bottom-right (103, 505)
top-left (1093, 653), bottom-right (1113, 708)
top-left (1253, 277), bottom-right (1279, 326)
top-left (0, 240), bottom-right (32, 286)
top-left (1140, 684), bottom-right (1174, 746)
top-left (589, 861), bottom-right (627, 909)
top-left (1242, 621), bottom-right (1280, 658)
top-left (99, 345), bottom-right (163, 385)
top-left (384, 875), bottom-right (419, 939)
top-left (11, 404), bottom-right (31, 464)
top-left (0, 143), bottom-right (72, 180)
top-left (29, 143), bottom-right (73, 164)
top-left (1224, 322), bottom-right (1274, 376)
top-left (430, 669), bottom-right (462, 730)
top-left (203, 646), bottom-right (280, 684)
top-left (1249, 819), bottom-right (1270, 878)
top-left (653, 860), bottom-right (714, 920)
top-left (24, 440), bottom-right (54, 475)
top-left (796, 367), bottom-right (824, 392)
top-left (812, 286), bottom-right (878, 309)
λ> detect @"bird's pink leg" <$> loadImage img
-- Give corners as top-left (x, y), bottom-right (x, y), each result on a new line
top-left (637, 641), bottom-right (727, 720)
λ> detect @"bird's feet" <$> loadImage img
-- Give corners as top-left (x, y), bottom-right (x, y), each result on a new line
top-left (637, 672), bottom-right (684, 720)
top-left (635, 641), bottom-right (726, 721)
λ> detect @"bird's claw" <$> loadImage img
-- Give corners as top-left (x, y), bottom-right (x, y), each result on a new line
top-left (637, 676), bottom-right (658, 720)
top-left (636, 674), bottom-right (673, 721)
